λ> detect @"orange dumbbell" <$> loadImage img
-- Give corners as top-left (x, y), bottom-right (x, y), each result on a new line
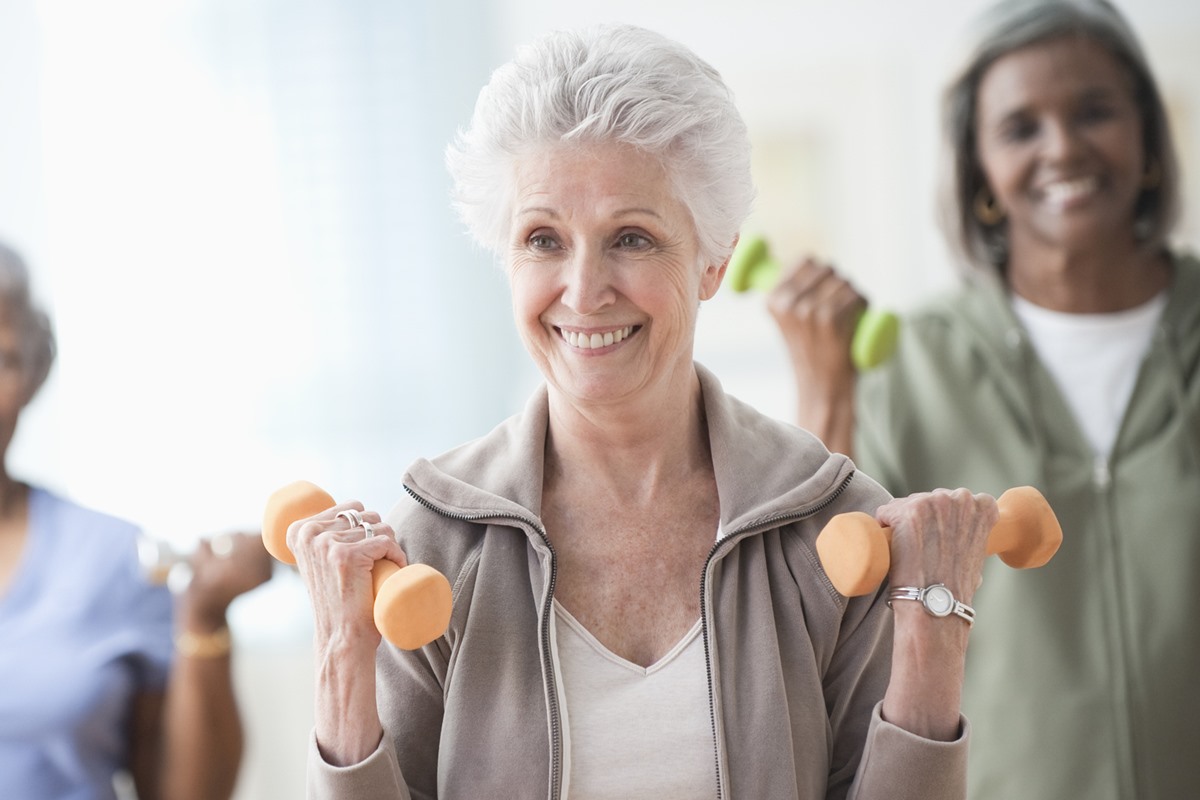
top-left (815, 486), bottom-right (1062, 597)
top-left (262, 480), bottom-right (452, 650)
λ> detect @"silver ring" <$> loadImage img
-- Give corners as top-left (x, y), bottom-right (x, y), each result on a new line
top-left (361, 521), bottom-right (376, 539)
top-left (336, 509), bottom-right (364, 528)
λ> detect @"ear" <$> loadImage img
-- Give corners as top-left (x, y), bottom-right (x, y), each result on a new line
top-left (699, 234), bottom-right (738, 301)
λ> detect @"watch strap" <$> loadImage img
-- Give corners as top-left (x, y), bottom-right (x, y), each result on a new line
top-left (887, 584), bottom-right (975, 626)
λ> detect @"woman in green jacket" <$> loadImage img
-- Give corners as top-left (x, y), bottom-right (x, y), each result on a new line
top-left (768, 1), bottom-right (1199, 797)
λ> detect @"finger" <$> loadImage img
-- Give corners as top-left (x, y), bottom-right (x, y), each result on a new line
top-left (802, 276), bottom-right (867, 331)
top-left (301, 522), bottom-right (400, 559)
top-left (286, 501), bottom-right (382, 552)
top-left (332, 506), bottom-right (384, 531)
top-left (773, 258), bottom-right (837, 301)
top-left (316, 533), bottom-right (410, 586)
top-left (784, 263), bottom-right (859, 315)
top-left (353, 534), bottom-right (409, 569)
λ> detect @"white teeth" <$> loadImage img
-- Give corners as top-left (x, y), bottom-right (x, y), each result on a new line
top-left (560, 326), bottom-right (634, 350)
top-left (1042, 176), bottom-right (1098, 206)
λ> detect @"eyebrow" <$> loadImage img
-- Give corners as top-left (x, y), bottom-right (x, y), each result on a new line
top-left (514, 206), bottom-right (665, 221)
top-left (990, 84), bottom-right (1125, 120)
top-left (614, 207), bottom-right (664, 221)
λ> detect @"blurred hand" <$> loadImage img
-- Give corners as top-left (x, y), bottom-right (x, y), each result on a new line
top-left (766, 257), bottom-right (866, 450)
top-left (180, 532), bottom-right (274, 629)
top-left (766, 256), bottom-right (866, 387)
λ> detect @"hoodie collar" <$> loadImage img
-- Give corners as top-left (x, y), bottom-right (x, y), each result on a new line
top-left (402, 364), bottom-right (855, 536)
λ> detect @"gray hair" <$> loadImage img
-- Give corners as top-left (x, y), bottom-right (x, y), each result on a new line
top-left (445, 24), bottom-right (755, 269)
top-left (0, 241), bottom-right (56, 404)
top-left (940, 0), bottom-right (1180, 278)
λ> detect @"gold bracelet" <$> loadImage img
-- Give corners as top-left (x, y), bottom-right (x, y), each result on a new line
top-left (175, 626), bottom-right (232, 658)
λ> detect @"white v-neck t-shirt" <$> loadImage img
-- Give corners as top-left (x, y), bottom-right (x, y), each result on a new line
top-left (552, 600), bottom-right (714, 799)
top-left (1011, 290), bottom-right (1167, 458)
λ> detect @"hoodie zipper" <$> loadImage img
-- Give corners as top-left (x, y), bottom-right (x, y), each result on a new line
top-left (698, 470), bottom-right (856, 799)
top-left (402, 484), bottom-right (565, 800)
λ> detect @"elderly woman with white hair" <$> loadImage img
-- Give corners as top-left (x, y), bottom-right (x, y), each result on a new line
top-left (297, 24), bottom-right (998, 799)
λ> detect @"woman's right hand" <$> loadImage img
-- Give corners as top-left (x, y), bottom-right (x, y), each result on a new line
top-left (766, 257), bottom-right (865, 453)
top-left (287, 502), bottom-right (408, 644)
top-left (287, 502), bottom-right (409, 765)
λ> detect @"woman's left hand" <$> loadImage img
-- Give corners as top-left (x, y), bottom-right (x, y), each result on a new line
top-left (875, 488), bottom-right (997, 740)
top-left (877, 488), bottom-right (995, 608)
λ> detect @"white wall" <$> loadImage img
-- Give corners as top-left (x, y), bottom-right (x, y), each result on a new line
top-left (2, 1), bottom-right (1197, 797)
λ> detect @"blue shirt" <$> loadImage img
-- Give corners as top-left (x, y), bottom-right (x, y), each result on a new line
top-left (0, 488), bottom-right (174, 799)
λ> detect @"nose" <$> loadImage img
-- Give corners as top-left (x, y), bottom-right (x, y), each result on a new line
top-left (560, 245), bottom-right (616, 315)
top-left (1042, 118), bottom-right (1082, 163)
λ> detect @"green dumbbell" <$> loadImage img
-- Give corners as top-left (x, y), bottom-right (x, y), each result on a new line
top-left (728, 235), bottom-right (899, 370)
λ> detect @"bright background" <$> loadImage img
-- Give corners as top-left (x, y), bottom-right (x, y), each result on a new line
top-left (1, 1), bottom-right (1197, 796)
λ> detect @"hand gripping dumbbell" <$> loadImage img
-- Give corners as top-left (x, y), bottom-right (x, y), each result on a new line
top-left (815, 486), bottom-right (1063, 597)
top-left (728, 234), bottom-right (900, 370)
top-left (262, 480), bottom-right (453, 650)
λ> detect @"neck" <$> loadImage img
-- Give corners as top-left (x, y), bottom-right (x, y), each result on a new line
top-left (544, 363), bottom-right (711, 503)
top-left (1007, 235), bottom-right (1170, 313)
top-left (0, 471), bottom-right (23, 515)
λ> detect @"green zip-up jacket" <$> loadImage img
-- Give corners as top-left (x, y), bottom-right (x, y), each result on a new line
top-left (856, 253), bottom-right (1200, 799)
top-left (308, 365), bottom-right (971, 799)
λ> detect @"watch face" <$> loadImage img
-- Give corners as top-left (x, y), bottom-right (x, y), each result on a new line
top-left (923, 585), bottom-right (954, 617)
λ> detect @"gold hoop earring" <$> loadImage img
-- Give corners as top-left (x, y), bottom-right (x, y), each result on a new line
top-left (973, 187), bottom-right (1006, 226)
top-left (1141, 158), bottom-right (1161, 190)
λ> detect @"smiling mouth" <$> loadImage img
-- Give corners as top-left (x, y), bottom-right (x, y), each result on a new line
top-left (1040, 176), bottom-right (1099, 206)
top-left (558, 325), bottom-right (638, 350)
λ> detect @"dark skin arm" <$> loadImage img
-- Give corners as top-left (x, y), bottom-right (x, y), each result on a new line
top-left (766, 256), bottom-right (864, 456)
top-left (129, 532), bottom-right (273, 800)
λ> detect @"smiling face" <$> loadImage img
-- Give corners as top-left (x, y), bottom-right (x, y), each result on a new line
top-left (507, 141), bottom-right (725, 411)
top-left (974, 35), bottom-right (1147, 260)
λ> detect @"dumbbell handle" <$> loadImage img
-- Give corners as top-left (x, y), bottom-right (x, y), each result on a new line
top-left (262, 480), bottom-right (452, 649)
top-left (815, 486), bottom-right (1062, 597)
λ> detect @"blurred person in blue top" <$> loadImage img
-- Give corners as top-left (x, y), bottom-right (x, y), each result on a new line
top-left (0, 239), bottom-right (273, 799)
top-left (766, 1), bottom-right (1199, 797)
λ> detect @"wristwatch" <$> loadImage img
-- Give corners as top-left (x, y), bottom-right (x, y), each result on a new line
top-left (888, 584), bottom-right (975, 626)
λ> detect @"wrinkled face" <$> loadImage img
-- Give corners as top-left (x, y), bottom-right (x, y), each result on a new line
top-left (506, 141), bottom-right (724, 409)
top-left (975, 35), bottom-right (1146, 255)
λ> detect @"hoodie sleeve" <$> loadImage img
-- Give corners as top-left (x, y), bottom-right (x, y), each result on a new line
top-left (849, 703), bottom-right (969, 800)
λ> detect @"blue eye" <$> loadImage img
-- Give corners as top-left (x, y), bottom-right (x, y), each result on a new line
top-left (529, 233), bottom-right (557, 250)
top-left (617, 232), bottom-right (650, 248)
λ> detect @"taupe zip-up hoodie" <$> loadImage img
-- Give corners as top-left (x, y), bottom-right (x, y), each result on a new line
top-left (308, 365), bottom-right (969, 799)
